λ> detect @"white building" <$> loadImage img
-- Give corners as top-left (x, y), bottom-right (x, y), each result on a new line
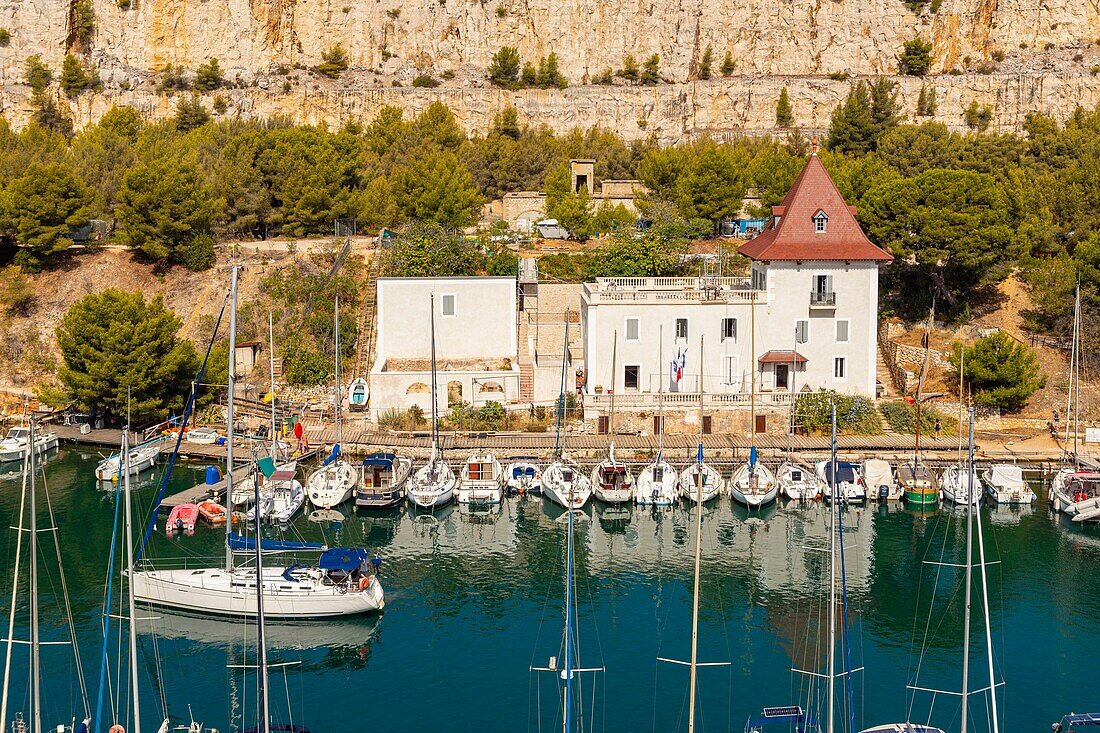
top-left (370, 277), bottom-right (520, 416)
top-left (580, 151), bottom-right (892, 416)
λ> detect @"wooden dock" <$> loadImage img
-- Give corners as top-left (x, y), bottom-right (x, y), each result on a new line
top-left (158, 465), bottom-right (250, 512)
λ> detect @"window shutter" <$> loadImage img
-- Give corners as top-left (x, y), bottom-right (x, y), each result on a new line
top-left (837, 320), bottom-right (849, 342)
top-left (825, 275), bottom-right (833, 293)
top-left (796, 320), bottom-right (808, 344)
top-left (626, 318), bottom-right (639, 340)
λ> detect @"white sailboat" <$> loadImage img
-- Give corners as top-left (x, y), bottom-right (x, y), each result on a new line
top-left (456, 451), bottom-right (504, 504)
top-left (680, 338), bottom-right (724, 504)
top-left (591, 330), bottom-right (634, 504)
top-left (408, 294), bottom-right (456, 510)
top-left (776, 459), bottom-right (824, 501)
top-left (0, 424), bottom-right (59, 463)
top-left (131, 267), bottom-right (385, 619)
top-left (307, 297), bottom-right (360, 509)
top-left (95, 435), bottom-right (164, 481)
top-left (730, 454), bottom-right (778, 508)
top-left (0, 420), bottom-right (92, 733)
top-left (941, 464), bottom-right (981, 506)
top-left (636, 327), bottom-right (678, 506)
top-left (862, 408), bottom-right (1001, 733)
top-left (543, 312), bottom-right (592, 510)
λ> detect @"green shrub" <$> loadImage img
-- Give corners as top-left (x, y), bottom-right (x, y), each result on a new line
top-left (72, 0), bottom-right (95, 49)
top-left (640, 54), bottom-right (660, 85)
top-left (412, 74), bottom-right (439, 88)
top-left (697, 45), bottom-right (713, 80)
top-left (25, 55), bottom-right (52, 93)
top-left (793, 390), bottom-right (883, 435)
top-left (177, 234), bottom-right (216, 271)
top-left (900, 37), bottom-right (933, 76)
top-left (964, 100), bottom-right (993, 131)
top-left (0, 29), bottom-right (10, 46)
top-left (949, 332), bottom-right (1045, 411)
top-left (720, 51), bottom-right (735, 76)
top-left (488, 46), bottom-right (520, 86)
top-left (157, 63), bottom-right (190, 92)
top-left (617, 55), bottom-right (639, 82)
top-left (284, 348), bottom-right (331, 385)
top-left (879, 401), bottom-right (957, 435)
top-left (61, 54), bottom-right (91, 97)
top-left (193, 57), bottom-right (224, 92)
top-left (318, 45), bottom-right (349, 79)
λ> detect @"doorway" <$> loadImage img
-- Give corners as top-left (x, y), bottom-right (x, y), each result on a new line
top-left (775, 364), bottom-right (789, 390)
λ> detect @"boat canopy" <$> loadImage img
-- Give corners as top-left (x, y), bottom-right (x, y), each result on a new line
top-left (863, 459), bottom-right (893, 488)
top-left (825, 461), bottom-right (859, 484)
top-left (990, 464), bottom-right (1024, 486)
top-left (1056, 713), bottom-right (1100, 730)
top-left (512, 465), bottom-right (538, 478)
top-left (227, 533), bottom-right (324, 552)
top-left (318, 547), bottom-right (369, 571)
top-left (363, 453), bottom-right (396, 467)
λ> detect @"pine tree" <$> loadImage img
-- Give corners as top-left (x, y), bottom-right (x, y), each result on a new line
top-left (60, 54), bottom-right (90, 97)
top-left (488, 46), bottom-right (520, 87)
top-left (720, 51), bottom-right (736, 76)
top-left (775, 86), bottom-right (794, 127)
top-left (618, 55), bottom-right (639, 82)
top-left (916, 85), bottom-right (937, 116)
top-left (698, 45), bottom-right (713, 80)
top-left (193, 57), bottom-right (224, 92)
top-left (640, 54), bottom-right (661, 85)
top-left (826, 82), bottom-right (876, 155)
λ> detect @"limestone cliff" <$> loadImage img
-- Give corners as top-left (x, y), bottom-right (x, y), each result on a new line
top-left (0, 0), bottom-right (1098, 138)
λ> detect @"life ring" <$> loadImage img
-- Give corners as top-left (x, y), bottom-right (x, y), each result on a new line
top-left (109, 725), bottom-right (126, 733)
top-left (359, 575), bottom-right (372, 591)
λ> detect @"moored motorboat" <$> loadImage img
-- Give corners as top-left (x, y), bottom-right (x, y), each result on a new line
top-left (862, 458), bottom-right (899, 501)
top-left (186, 427), bottom-right (221, 444)
top-left (730, 455), bottom-right (777, 508)
top-left (456, 451), bottom-right (504, 504)
top-left (0, 425), bottom-right (59, 463)
top-left (1050, 469), bottom-right (1100, 522)
top-left (166, 502), bottom-right (199, 536)
top-left (776, 460), bottom-right (822, 501)
top-left (981, 463), bottom-right (1035, 505)
top-left (231, 459), bottom-right (298, 507)
top-left (503, 458), bottom-right (543, 496)
top-left (269, 474), bottom-right (306, 522)
top-left (635, 457), bottom-right (678, 506)
top-left (95, 437), bottom-right (163, 481)
top-left (543, 459), bottom-right (592, 509)
top-left (817, 459), bottom-right (867, 504)
top-left (356, 451), bottom-right (413, 507)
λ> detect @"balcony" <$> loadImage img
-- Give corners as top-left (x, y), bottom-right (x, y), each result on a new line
top-left (582, 277), bottom-right (766, 305)
top-left (809, 291), bottom-right (836, 308)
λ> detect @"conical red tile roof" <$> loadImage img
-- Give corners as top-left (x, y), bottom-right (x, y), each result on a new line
top-left (738, 154), bottom-right (893, 263)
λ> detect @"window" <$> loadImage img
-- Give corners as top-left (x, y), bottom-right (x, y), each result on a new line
top-left (752, 267), bottom-right (768, 291)
top-left (722, 355), bottom-right (739, 386)
top-left (834, 357), bottom-right (847, 380)
top-left (813, 210), bottom-right (828, 234)
top-left (795, 320), bottom-right (809, 344)
top-left (625, 317), bottom-right (640, 341)
top-left (836, 319), bottom-right (850, 343)
top-left (814, 274), bottom-right (833, 294)
top-left (721, 317), bottom-right (737, 342)
top-left (675, 318), bottom-right (688, 340)
top-left (624, 365), bottom-right (640, 390)
top-left (441, 294), bottom-right (456, 317)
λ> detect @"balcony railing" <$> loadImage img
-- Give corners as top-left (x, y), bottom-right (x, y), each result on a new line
top-left (585, 391), bottom-right (795, 409)
top-left (809, 291), bottom-right (836, 307)
top-left (583, 277), bottom-right (765, 305)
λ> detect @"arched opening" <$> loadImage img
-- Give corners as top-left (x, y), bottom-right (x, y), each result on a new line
top-left (478, 381), bottom-right (504, 394)
top-left (405, 382), bottom-right (430, 395)
top-left (447, 380), bottom-right (463, 406)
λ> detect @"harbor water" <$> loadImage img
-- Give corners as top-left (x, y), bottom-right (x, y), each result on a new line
top-left (1, 447), bottom-right (1098, 732)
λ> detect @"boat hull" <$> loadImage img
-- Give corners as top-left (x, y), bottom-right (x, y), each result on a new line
top-left (0, 434), bottom-right (59, 463)
top-left (131, 567), bottom-right (384, 618)
top-left (635, 461), bottom-right (678, 506)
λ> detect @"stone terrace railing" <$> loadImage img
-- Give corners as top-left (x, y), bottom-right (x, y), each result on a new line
top-left (583, 277), bottom-right (765, 305)
top-left (585, 391), bottom-right (794, 410)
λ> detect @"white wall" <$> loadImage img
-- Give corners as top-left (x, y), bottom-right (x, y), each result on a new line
top-left (581, 262), bottom-right (879, 399)
top-left (370, 368), bottom-right (520, 415)
top-left (376, 277), bottom-right (517, 362)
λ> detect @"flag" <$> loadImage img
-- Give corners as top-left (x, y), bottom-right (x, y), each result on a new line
top-left (671, 348), bottom-right (686, 384)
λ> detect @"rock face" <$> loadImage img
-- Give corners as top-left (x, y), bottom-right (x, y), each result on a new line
top-left (0, 0), bottom-right (1098, 138)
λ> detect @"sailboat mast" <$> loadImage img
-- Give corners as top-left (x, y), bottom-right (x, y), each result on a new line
top-left (915, 300), bottom-right (934, 466)
top-left (255, 443), bottom-right (271, 733)
top-left (974, 425), bottom-right (1001, 733)
top-left (29, 420), bottom-right (41, 733)
top-left (269, 312), bottom-right (276, 458)
top-left (750, 291), bottom-right (756, 444)
top-left (1064, 283), bottom-right (1078, 458)
top-left (608, 330), bottom-right (617, 458)
top-left (1073, 283), bottom-right (1081, 461)
top-left (429, 294), bottom-right (439, 457)
top-left (0, 436), bottom-right (29, 733)
top-left (657, 326), bottom-right (664, 458)
top-left (688, 336), bottom-right (704, 733)
top-left (828, 402), bottom-right (837, 733)
top-left (335, 295), bottom-right (342, 446)
top-left (554, 313), bottom-right (571, 458)
top-left (563, 488), bottom-right (575, 733)
top-left (225, 266), bottom-right (239, 573)
top-left (123, 429), bottom-right (142, 733)
top-left (960, 407), bottom-right (975, 733)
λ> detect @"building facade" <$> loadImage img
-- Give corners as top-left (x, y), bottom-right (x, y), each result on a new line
top-left (369, 277), bottom-right (520, 415)
top-left (580, 151), bottom-right (891, 414)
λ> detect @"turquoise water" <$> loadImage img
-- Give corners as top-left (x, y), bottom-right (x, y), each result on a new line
top-left (1, 448), bottom-right (1098, 733)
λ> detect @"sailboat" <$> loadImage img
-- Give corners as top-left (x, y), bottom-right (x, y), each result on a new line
top-left (861, 407), bottom-right (1001, 733)
top-left (941, 350), bottom-right (978, 506)
top-left (408, 294), bottom-right (456, 509)
top-left (131, 267), bottom-right (385, 619)
top-left (95, 434), bottom-right (164, 482)
top-left (307, 297), bottom-right (360, 509)
top-left (1050, 282), bottom-right (1100, 520)
top-left (591, 330), bottom-right (634, 504)
top-left (679, 338), bottom-right (724, 504)
top-left (899, 303), bottom-right (940, 509)
top-left (732, 294), bottom-right (777, 509)
top-left (0, 419), bottom-right (92, 733)
top-left (531, 482), bottom-right (603, 731)
top-left (776, 459), bottom-right (824, 501)
top-left (543, 312), bottom-right (592, 510)
top-left (636, 327), bottom-right (678, 506)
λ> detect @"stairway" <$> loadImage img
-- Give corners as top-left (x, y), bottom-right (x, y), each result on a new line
top-left (351, 251), bottom-right (381, 378)
top-left (875, 345), bottom-right (893, 397)
top-left (519, 361), bottom-right (534, 402)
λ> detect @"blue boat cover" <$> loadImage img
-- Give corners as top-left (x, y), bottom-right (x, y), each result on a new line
top-left (322, 443), bottom-right (341, 466)
top-left (512, 465), bottom-right (536, 478)
top-left (363, 453), bottom-right (396, 467)
top-left (825, 461), bottom-right (858, 484)
top-left (749, 446), bottom-right (758, 468)
top-left (227, 533), bottom-right (324, 552)
top-left (318, 547), bottom-right (368, 571)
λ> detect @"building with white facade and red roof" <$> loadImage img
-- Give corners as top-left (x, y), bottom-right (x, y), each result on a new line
top-left (579, 148), bottom-right (892, 419)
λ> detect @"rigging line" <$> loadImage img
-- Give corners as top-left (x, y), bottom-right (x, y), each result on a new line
top-left (137, 289), bottom-right (230, 562)
top-left (907, 511), bottom-right (951, 723)
top-left (836, 505), bottom-right (855, 733)
top-left (39, 467), bottom-right (90, 718)
top-left (0, 454), bottom-right (28, 733)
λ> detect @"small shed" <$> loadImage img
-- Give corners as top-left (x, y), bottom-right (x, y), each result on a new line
top-left (234, 341), bottom-right (262, 376)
